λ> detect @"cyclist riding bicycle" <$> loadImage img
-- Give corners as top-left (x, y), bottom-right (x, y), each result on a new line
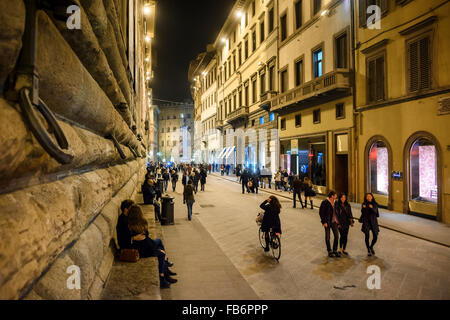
top-left (259, 196), bottom-right (282, 251)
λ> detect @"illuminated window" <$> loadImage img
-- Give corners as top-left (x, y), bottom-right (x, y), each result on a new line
top-left (369, 141), bottom-right (389, 195)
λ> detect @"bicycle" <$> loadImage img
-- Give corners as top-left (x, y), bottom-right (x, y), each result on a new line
top-left (258, 226), bottom-right (281, 261)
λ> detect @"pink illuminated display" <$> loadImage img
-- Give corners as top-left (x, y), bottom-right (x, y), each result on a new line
top-left (419, 145), bottom-right (437, 200)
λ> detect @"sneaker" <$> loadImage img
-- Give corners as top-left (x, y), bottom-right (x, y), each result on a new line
top-left (328, 252), bottom-right (334, 257)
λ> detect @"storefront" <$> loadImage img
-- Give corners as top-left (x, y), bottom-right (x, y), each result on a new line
top-left (280, 135), bottom-right (327, 194)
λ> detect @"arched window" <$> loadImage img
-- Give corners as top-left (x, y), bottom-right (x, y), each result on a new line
top-left (409, 138), bottom-right (437, 203)
top-left (369, 141), bottom-right (389, 195)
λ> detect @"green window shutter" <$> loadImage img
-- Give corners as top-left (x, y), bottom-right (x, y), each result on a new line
top-left (419, 36), bottom-right (431, 90)
top-left (409, 40), bottom-right (419, 92)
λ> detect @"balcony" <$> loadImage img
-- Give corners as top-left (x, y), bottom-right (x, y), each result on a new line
top-left (226, 106), bottom-right (249, 124)
top-left (270, 70), bottom-right (351, 113)
top-left (215, 116), bottom-right (224, 128)
top-left (259, 91), bottom-right (277, 111)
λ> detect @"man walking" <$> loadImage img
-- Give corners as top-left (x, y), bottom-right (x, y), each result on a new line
top-left (292, 175), bottom-right (305, 208)
top-left (319, 191), bottom-right (340, 257)
top-left (240, 169), bottom-right (250, 194)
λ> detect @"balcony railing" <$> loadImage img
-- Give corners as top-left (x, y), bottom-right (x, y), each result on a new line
top-left (215, 117), bottom-right (224, 128)
top-left (225, 106), bottom-right (249, 123)
top-left (270, 69), bottom-right (351, 111)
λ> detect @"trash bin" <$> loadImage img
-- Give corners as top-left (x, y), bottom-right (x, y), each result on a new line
top-left (160, 195), bottom-right (175, 225)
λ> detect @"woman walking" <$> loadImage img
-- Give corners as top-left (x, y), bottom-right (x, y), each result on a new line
top-left (274, 171), bottom-right (281, 191)
top-left (170, 169), bottom-right (178, 192)
top-left (335, 193), bottom-right (354, 255)
top-left (303, 177), bottom-right (316, 209)
top-left (183, 180), bottom-right (195, 221)
top-left (359, 193), bottom-right (380, 256)
top-left (260, 196), bottom-right (282, 252)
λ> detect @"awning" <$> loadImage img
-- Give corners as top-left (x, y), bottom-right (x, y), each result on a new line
top-left (216, 147), bottom-right (227, 159)
top-left (224, 146), bottom-right (235, 159)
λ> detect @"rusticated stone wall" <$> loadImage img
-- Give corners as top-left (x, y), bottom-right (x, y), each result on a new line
top-left (0, 0), bottom-right (150, 299)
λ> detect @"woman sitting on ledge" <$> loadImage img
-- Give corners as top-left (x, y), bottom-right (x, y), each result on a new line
top-left (124, 203), bottom-right (177, 288)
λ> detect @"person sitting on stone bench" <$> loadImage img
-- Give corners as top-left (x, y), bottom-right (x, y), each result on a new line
top-left (117, 200), bottom-right (175, 266)
top-left (127, 204), bottom-right (177, 288)
top-left (142, 178), bottom-right (162, 222)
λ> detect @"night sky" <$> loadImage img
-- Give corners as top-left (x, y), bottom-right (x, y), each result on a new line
top-left (153, 0), bottom-right (235, 104)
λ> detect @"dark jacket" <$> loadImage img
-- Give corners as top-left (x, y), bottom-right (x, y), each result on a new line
top-left (304, 183), bottom-right (316, 197)
top-left (260, 200), bottom-right (282, 234)
top-left (182, 174), bottom-right (188, 186)
top-left (130, 230), bottom-right (158, 258)
top-left (359, 201), bottom-right (380, 235)
top-left (240, 171), bottom-right (249, 183)
top-left (319, 199), bottom-right (336, 226)
top-left (292, 178), bottom-right (304, 192)
top-left (335, 201), bottom-right (354, 229)
top-left (116, 213), bottom-right (132, 249)
top-left (162, 172), bottom-right (170, 181)
top-left (171, 172), bottom-right (178, 182)
top-left (183, 184), bottom-right (195, 202)
top-left (193, 171), bottom-right (200, 183)
top-left (142, 182), bottom-right (156, 204)
top-left (200, 169), bottom-right (207, 184)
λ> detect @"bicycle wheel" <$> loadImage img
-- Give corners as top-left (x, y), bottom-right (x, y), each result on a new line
top-left (259, 227), bottom-right (266, 249)
top-left (270, 234), bottom-right (281, 261)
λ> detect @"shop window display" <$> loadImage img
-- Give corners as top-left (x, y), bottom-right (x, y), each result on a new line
top-left (369, 141), bottom-right (388, 195)
top-left (410, 138), bottom-right (437, 203)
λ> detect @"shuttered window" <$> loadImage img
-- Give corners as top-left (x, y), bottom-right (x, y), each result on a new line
top-left (367, 54), bottom-right (385, 102)
top-left (408, 35), bottom-right (431, 92)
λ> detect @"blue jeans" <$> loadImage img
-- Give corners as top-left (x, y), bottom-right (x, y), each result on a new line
top-left (153, 238), bottom-right (165, 251)
top-left (164, 180), bottom-right (169, 192)
top-left (186, 200), bottom-right (194, 220)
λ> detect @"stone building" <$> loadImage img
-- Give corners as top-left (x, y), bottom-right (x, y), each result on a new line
top-left (191, 0), bottom-right (281, 173)
top-left (157, 103), bottom-right (194, 163)
top-left (354, 0), bottom-right (450, 222)
top-left (271, 0), bottom-right (354, 197)
top-left (0, 0), bottom-right (157, 299)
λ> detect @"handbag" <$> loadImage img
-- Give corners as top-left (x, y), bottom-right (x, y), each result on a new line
top-left (248, 181), bottom-right (253, 188)
top-left (119, 249), bottom-right (140, 262)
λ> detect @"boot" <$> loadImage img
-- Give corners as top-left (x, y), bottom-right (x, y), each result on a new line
top-left (166, 268), bottom-right (177, 276)
top-left (304, 200), bottom-right (307, 208)
top-left (165, 274), bottom-right (178, 284)
top-left (310, 200), bottom-right (314, 209)
top-left (160, 276), bottom-right (170, 288)
top-left (301, 199), bottom-right (305, 209)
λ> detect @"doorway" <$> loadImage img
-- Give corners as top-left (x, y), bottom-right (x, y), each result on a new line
top-left (334, 154), bottom-right (348, 195)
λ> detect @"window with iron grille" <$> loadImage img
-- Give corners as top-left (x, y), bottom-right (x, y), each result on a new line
top-left (407, 34), bottom-right (431, 93)
top-left (367, 52), bottom-right (386, 102)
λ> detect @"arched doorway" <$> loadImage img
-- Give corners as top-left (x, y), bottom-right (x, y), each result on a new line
top-left (404, 132), bottom-right (441, 220)
top-left (364, 136), bottom-right (392, 209)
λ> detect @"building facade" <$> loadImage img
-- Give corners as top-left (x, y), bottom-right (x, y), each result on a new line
top-left (354, 0), bottom-right (450, 222)
top-left (190, 0), bottom-right (449, 222)
top-left (158, 103), bottom-right (194, 163)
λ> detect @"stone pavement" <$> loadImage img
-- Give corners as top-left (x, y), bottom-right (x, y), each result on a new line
top-left (211, 173), bottom-right (450, 247)
top-left (162, 174), bottom-right (449, 300)
top-left (159, 182), bottom-right (259, 300)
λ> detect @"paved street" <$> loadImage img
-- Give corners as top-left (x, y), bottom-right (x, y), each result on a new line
top-left (161, 174), bottom-right (450, 300)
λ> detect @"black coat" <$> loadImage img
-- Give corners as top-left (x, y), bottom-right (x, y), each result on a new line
top-left (131, 230), bottom-right (158, 258)
top-left (319, 199), bottom-right (336, 226)
top-left (260, 200), bottom-right (282, 234)
top-left (359, 201), bottom-right (380, 235)
top-left (304, 183), bottom-right (316, 197)
top-left (200, 170), bottom-right (207, 184)
top-left (162, 172), bottom-right (170, 181)
top-left (171, 172), bottom-right (178, 182)
top-left (182, 174), bottom-right (188, 185)
top-left (292, 179), bottom-right (304, 192)
top-left (141, 182), bottom-right (156, 204)
top-left (116, 213), bottom-right (132, 249)
top-left (335, 201), bottom-right (354, 229)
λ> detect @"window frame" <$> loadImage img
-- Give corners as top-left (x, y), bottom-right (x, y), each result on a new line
top-left (366, 49), bottom-right (387, 103)
top-left (294, 0), bottom-right (303, 30)
top-left (279, 66), bottom-right (289, 93)
top-left (295, 113), bottom-right (302, 127)
top-left (313, 109), bottom-right (321, 124)
top-left (333, 27), bottom-right (350, 69)
top-left (280, 10), bottom-right (288, 42)
top-left (294, 54), bottom-right (304, 87)
top-left (312, 43), bottom-right (325, 79)
top-left (336, 103), bottom-right (345, 119)
top-left (405, 30), bottom-right (433, 94)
